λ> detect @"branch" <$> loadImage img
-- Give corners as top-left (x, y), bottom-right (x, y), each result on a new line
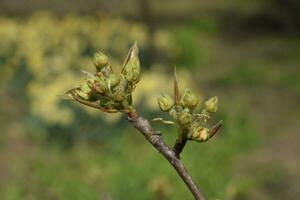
top-left (127, 111), bottom-right (207, 200)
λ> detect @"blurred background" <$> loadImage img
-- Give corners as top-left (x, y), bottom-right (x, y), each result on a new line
top-left (0, 0), bottom-right (299, 199)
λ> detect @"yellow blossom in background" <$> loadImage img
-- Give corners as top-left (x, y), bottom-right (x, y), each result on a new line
top-left (28, 73), bottom-right (77, 125)
top-left (0, 12), bottom-right (192, 125)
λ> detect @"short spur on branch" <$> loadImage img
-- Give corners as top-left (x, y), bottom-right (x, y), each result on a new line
top-left (155, 68), bottom-right (223, 157)
top-left (67, 42), bottom-right (141, 114)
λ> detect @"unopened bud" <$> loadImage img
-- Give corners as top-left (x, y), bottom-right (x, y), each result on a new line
top-left (80, 82), bottom-right (92, 94)
top-left (181, 88), bottom-right (199, 109)
top-left (158, 94), bottom-right (174, 112)
top-left (101, 66), bottom-right (113, 77)
top-left (204, 96), bottom-right (218, 113)
top-left (177, 111), bottom-right (193, 127)
top-left (122, 56), bottom-right (141, 84)
top-left (108, 74), bottom-right (120, 87)
top-left (94, 51), bottom-right (108, 70)
top-left (76, 90), bottom-right (88, 100)
top-left (190, 126), bottom-right (210, 142)
top-left (112, 84), bottom-right (126, 102)
top-left (95, 76), bottom-right (108, 94)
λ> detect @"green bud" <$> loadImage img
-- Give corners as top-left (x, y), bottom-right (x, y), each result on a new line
top-left (99, 99), bottom-right (115, 110)
top-left (158, 94), bottom-right (174, 112)
top-left (95, 76), bottom-right (108, 94)
top-left (190, 126), bottom-right (210, 142)
top-left (177, 111), bottom-right (193, 127)
top-left (101, 66), bottom-right (113, 78)
top-left (108, 74), bottom-right (120, 87)
top-left (122, 56), bottom-right (141, 84)
top-left (112, 84), bottom-right (126, 102)
top-left (204, 96), bottom-right (218, 113)
top-left (76, 90), bottom-right (89, 100)
top-left (80, 80), bottom-right (101, 101)
top-left (180, 88), bottom-right (199, 109)
top-left (80, 82), bottom-right (92, 94)
top-left (94, 51), bottom-right (108, 70)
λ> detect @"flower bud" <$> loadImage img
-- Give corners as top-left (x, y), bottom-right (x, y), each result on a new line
top-left (204, 96), bottom-right (218, 113)
top-left (80, 82), bottom-right (92, 94)
top-left (95, 76), bottom-right (108, 94)
top-left (158, 94), bottom-right (174, 112)
top-left (112, 84), bottom-right (126, 102)
top-left (180, 88), bottom-right (199, 109)
top-left (76, 90), bottom-right (89, 100)
top-left (190, 126), bottom-right (210, 142)
top-left (94, 51), bottom-right (108, 71)
top-left (101, 66), bottom-right (113, 78)
top-left (122, 57), bottom-right (141, 84)
top-left (177, 111), bottom-right (193, 127)
top-left (108, 74), bottom-right (120, 87)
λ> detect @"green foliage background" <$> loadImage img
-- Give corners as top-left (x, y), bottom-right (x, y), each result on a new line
top-left (0, 1), bottom-right (300, 199)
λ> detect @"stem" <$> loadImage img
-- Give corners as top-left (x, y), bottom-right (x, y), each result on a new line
top-left (173, 138), bottom-right (187, 158)
top-left (128, 111), bottom-right (207, 200)
top-left (173, 127), bottom-right (189, 158)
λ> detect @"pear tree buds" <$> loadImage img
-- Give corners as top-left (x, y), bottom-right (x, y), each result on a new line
top-left (76, 90), bottom-right (89, 100)
top-left (180, 88), bottom-right (199, 109)
top-left (189, 126), bottom-right (210, 142)
top-left (156, 68), bottom-right (221, 144)
top-left (67, 43), bottom-right (142, 113)
top-left (80, 81), bottom-right (92, 94)
top-left (95, 76), bottom-right (108, 94)
top-left (112, 83), bottom-right (126, 102)
top-left (204, 96), bottom-right (218, 113)
top-left (76, 81), bottom-right (92, 100)
top-left (177, 111), bottom-right (193, 127)
top-left (122, 56), bottom-right (141, 84)
top-left (121, 42), bottom-right (141, 85)
top-left (94, 51), bottom-right (109, 71)
top-left (108, 74), bottom-right (120, 88)
top-left (158, 94), bottom-right (174, 112)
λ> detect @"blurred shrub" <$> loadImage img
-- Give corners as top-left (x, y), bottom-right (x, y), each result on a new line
top-left (0, 12), bottom-right (149, 125)
top-left (0, 13), bottom-right (164, 125)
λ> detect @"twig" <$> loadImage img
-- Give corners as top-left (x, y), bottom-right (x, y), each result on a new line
top-left (173, 127), bottom-right (188, 158)
top-left (127, 111), bottom-right (207, 200)
top-left (173, 138), bottom-right (187, 159)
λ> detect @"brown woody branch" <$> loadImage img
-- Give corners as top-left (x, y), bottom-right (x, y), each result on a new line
top-left (127, 111), bottom-right (207, 200)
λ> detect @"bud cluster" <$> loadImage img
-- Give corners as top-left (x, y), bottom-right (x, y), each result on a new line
top-left (69, 43), bottom-right (141, 113)
top-left (157, 86), bottom-right (219, 143)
